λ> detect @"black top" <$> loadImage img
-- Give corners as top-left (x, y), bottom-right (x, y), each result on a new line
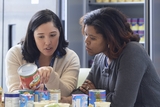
top-left (72, 42), bottom-right (160, 107)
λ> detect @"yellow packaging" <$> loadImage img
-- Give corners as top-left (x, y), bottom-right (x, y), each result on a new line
top-left (96, 0), bottom-right (103, 3)
top-left (118, 0), bottom-right (125, 2)
top-left (102, 0), bottom-right (110, 2)
top-left (110, 0), bottom-right (117, 2)
top-left (133, 0), bottom-right (140, 2)
top-left (126, 0), bottom-right (132, 2)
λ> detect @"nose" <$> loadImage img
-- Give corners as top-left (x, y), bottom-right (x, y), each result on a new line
top-left (85, 36), bottom-right (89, 45)
top-left (45, 37), bottom-right (51, 45)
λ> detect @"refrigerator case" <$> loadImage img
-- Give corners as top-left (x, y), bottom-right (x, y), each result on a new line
top-left (148, 0), bottom-right (160, 76)
top-left (64, 0), bottom-right (84, 67)
top-left (0, 0), bottom-right (3, 87)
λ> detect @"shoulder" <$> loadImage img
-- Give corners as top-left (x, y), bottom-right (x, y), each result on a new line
top-left (55, 48), bottom-right (80, 68)
top-left (122, 42), bottom-right (147, 56)
top-left (125, 42), bottom-right (145, 52)
top-left (6, 44), bottom-right (21, 56)
top-left (65, 48), bottom-right (79, 58)
top-left (57, 48), bottom-right (80, 63)
top-left (6, 44), bottom-right (23, 59)
top-left (120, 42), bottom-right (149, 61)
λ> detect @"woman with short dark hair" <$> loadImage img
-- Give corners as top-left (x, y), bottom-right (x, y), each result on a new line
top-left (61, 7), bottom-right (160, 106)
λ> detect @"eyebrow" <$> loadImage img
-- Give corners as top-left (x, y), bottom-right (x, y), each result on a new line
top-left (88, 34), bottom-right (96, 38)
top-left (37, 31), bottom-right (57, 35)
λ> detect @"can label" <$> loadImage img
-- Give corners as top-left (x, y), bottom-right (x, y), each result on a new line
top-left (18, 64), bottom-right (40, 89)
top-left (34, 90), bottom-right (49, 102)
top-left (4, 93), bottom-right (20, 107)
top-left (72, 94), bottom-right (88, 107)
top-left (49, 89), bottom-right (61, 103)
top-left (20, 94), bottom-right (34, 107)
top-left (89, 89), bottom-right (106, 107)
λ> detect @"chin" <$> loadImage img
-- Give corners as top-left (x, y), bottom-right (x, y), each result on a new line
top-left (88, 52), bottom-right (96, 56)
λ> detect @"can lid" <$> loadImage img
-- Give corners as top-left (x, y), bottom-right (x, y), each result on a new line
top-left (18, 64), bottom-right (37, 76)
top-left (19, 89), bottom-right (34, 94)
top-left (48, 89), bottom-right (60, 93)
top-left (89, 89), bottom-right (106, 92)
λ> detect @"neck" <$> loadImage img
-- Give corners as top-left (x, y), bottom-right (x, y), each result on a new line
top-left (107, 58), bottom-right (112, 65)
top-left (39, 54), bottom-right (52, 67)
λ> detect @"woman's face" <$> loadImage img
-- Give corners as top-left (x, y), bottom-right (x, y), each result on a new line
top-left (34, 21), bottom-right (60, 57)
top-left (84, 25), bottom-right (108, 56)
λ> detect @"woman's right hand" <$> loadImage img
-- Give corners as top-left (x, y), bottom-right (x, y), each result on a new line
top-left (38, 66), bottom-right (52, 84)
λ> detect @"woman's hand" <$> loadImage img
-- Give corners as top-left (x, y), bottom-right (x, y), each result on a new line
top-left (79, 80), bottom-right (95, 94)
top-left (19, 82), bottom-right (37, 90)
top-left (60, 96), bottom-right (72, 104)
top-left (38, 66), bottom-right (52, 84)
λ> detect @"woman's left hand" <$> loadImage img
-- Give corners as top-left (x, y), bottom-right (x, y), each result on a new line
top-left (38, 66), bottom-right (52, 84)
top-left (79, 79), bottom-right (95, 94)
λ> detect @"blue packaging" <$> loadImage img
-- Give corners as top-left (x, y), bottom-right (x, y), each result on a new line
top-left (72, 94), bottom-right (88, 107)
top-left (20, 94), bottom-right (34, 107)
top-left (34, 90), bottom-right (49, 102)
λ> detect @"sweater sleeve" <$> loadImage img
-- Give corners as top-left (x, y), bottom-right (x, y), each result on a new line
top-left (5, 45), bottom-right (24, 92)
top-left (46, 49), bottom-right (80, 97)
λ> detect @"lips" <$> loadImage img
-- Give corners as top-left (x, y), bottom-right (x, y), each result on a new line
top-left (45, 47), bottom-right (52, 50)
top-left (86, 46), bottom-right (91, 51)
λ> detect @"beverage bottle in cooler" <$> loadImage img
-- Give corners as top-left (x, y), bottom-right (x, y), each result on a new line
top-left (131, 18), bottom-right (139, 35)
top-left (138, 18), bottom-right (144, 43)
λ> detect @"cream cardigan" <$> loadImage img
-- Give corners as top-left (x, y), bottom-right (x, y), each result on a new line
top-left (5, 44), bottom-right (80, 96)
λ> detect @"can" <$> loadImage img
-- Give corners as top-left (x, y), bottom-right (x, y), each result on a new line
top-left (89, 89), bottom-right (106, 107)
top-left (34, 90), bottom-right (49, 102)
top-left (18, 64), bottom-right (40, 89)
top-left (20, 93), bottom-right (34, 107)
top-left (48, 89), bottom-right (61, 103)
top-left (72, 94), bottom-right (88, 107)
top-left (4, 93), bottom-right (20, 107)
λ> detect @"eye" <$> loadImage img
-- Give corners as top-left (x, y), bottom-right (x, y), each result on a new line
top-left (38, 35), bottom-right (44, 38)
top-left (90, 37), bottom-right (96, 40)
top-left (84, 33), bottom-right (88, 36)
top-left (51, 34), bottom-right (56, 37)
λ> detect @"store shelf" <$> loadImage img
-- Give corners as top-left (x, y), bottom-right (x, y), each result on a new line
top-left (89, 2), bottom-right (144, 6)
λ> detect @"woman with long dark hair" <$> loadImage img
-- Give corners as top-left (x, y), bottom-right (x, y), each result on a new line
top-left (5, 9), bottom-right (80, 96)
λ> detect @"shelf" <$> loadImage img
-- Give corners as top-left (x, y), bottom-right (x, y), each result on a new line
top-left (89, 2), bottom-right (144, 6)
